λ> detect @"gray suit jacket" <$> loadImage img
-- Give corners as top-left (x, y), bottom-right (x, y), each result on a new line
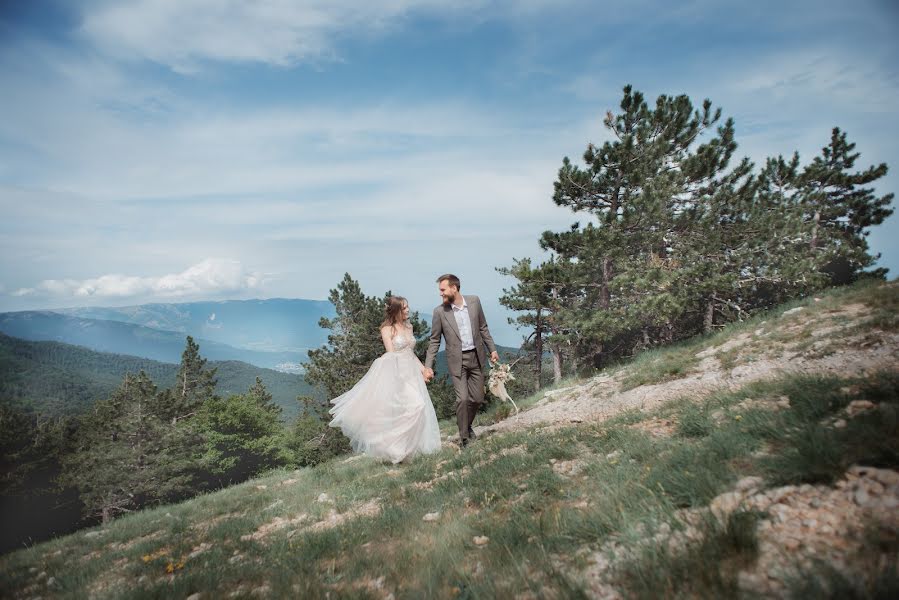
top-left (424, 294), bottom-right (497, 377)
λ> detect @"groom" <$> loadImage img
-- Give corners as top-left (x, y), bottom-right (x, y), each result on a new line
top-left (423, 274), bottom-right (499, 447)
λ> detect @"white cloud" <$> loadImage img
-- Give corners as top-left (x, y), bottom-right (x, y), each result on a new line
top-left (78, 0), bottom-right (464, 71)
top-left (11, 259), bottom-right (261, 300)
top-left (76, 0), bottom-right (593, 72)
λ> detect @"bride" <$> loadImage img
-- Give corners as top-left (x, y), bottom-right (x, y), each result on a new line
top-left (328, 296), bottom-right (442, 463)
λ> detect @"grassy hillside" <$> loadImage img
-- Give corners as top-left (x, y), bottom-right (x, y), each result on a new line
top-left (2, 281), bottom-right (897, 598)
top-left (0, 333), bottom-right (320, 420)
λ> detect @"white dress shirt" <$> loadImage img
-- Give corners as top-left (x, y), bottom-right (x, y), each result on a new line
top-left (452, 297), bottom-right (476, 351)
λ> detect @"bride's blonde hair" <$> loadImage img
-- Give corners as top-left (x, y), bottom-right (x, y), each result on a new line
top-left (381, 296), bottom-right (408, 330)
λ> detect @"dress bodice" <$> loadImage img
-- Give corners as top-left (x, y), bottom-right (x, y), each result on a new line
top-left (392, 332), bottom-right (414, 352)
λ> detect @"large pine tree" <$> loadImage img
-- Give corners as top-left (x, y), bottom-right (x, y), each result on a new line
top-left (63, 372), bottom-right (174, 522)
top-left (504, 86), bottom-right (892, 369)
top-left (799, 127), bottom-right (894, 283)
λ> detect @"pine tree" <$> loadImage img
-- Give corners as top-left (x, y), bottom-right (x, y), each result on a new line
top-left (545, 85), bottom-right (745, 360)
top-left (498, 258), bottom-right (549, 391)
top-left (196, 378), bottom-right (289, 485)
top-left (799, 127), bottom-right (893, 282)
top-left (498, 256), bottom-right (576, 386)
top-left (509, 87), bottom-right (893, 369)
top-left (288, 395), bottom-right (352, 467)
top-left (157, 336), bottom-right (217, 423)
top-left (305, 274), bottom-right (387, 399)
top-left (305, 273), bottom-right (432, 398)
top-left (63, 372), bottom-right (168, 522)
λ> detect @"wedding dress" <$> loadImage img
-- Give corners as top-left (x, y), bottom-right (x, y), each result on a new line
top-left (328, 329), bottom-right (441, 463)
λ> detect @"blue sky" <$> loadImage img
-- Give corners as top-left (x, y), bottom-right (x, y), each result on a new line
top-left (1, 0), bottom-right (897, 346)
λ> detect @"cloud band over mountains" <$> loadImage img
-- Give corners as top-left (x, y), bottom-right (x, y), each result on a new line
top-left (12, 259), bottom-right (261, 300)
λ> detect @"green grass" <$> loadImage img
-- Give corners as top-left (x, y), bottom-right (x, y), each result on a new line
top-left (619, 344), bottom-right (700, 391)
top-left (3, 369), bottom-right (896, 598)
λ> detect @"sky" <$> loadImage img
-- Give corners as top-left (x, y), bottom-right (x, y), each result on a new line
top-left (1, 0), bottom-right (897, 346)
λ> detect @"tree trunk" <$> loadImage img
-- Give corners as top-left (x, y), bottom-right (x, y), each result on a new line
top-left (703, 299), bottom-right (715, 334)
top-left (534, 308), bottom-right (543, 393)
top-left (552, 346), bottom-right (562, 385)
top-left (601, 258), bottom-right (612, 309)
top-left (810, 210), bottom-right (821, 250)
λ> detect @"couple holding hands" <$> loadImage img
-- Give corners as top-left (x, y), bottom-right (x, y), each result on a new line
top-left (328, 274), bottom-right (499, 463)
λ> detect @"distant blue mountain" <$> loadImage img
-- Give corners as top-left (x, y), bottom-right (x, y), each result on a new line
top-left (0, 311), bottom-right (309, 370)
top-left (54, 298), bottom-right (335, 354)
top-left (0, 332), bottom-right (319, 421)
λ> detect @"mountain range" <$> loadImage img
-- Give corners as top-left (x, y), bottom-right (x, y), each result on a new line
top-left (0, 303), bottom-right (332, 371)
top-left (0, 332), bottom-right (319, 420)
top-left (54, 298), bottom-right (335, 354)
top-left (0, 299), bottom-right (521, 373)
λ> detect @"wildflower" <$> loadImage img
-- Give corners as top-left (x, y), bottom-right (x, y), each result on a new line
top-left (487, 361), bottom-right (519, 414)
top-left (735, 415), bottom-right (743, 421)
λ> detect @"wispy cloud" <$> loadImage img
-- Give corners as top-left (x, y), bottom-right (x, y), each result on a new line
top-left (12, 259), bottom-right (262, 300)
top-left (2, 0), bottom-right (896, 342)
top-left (77, 0), bottom-right (575, 72)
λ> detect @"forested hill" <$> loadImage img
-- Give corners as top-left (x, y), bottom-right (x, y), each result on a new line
top-left (0, 333), bottom-right (319, 420)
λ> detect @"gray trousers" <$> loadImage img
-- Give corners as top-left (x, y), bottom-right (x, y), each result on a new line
top-left (451, 350), bottom-right (485, 440)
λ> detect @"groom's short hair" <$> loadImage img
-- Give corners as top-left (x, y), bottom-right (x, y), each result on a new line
top-left (437, 273), bottom-right (460, 290)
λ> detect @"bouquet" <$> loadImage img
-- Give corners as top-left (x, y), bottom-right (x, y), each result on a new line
top-left (487, 361), bottom-right (519, 414)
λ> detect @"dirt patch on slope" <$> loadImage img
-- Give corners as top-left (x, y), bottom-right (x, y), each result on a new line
top-left (481, 291), bottom-right (898, 436)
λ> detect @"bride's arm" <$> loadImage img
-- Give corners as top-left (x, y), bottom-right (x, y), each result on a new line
top-left (405, 325), bottom-right (427, 374)
top-left (380, 326), bottom-right (395, 353)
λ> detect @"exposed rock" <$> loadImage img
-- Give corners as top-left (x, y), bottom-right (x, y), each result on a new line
top-left (552, 459), bottom-right (586, 477)
top-left (696, 332), bottom-right (753, 358)
top-left (422, 512), bottom-right (440, 522)
top-left (263, 499), bottom-right (284, 512)
top-left (710, 491), bottom-right (744, 522)
top-left (240, 514), bottom-right (310, 542)
top-left (188, 542), bottom-right (212, 559)
top-left (846, 399), bottom-right (876, 417)
top-left (734, 465), bottom-right (899, 597)
top-left (735, 476), bottom-right (764, 494)
top-left (473, 536), bottom-right (489, 547)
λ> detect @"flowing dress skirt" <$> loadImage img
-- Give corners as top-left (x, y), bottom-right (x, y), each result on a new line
top-left (328, 349), bottom-right (441, 463)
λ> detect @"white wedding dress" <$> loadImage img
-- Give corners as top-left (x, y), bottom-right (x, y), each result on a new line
top-left (328, 330), bottom-right (441, 463)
